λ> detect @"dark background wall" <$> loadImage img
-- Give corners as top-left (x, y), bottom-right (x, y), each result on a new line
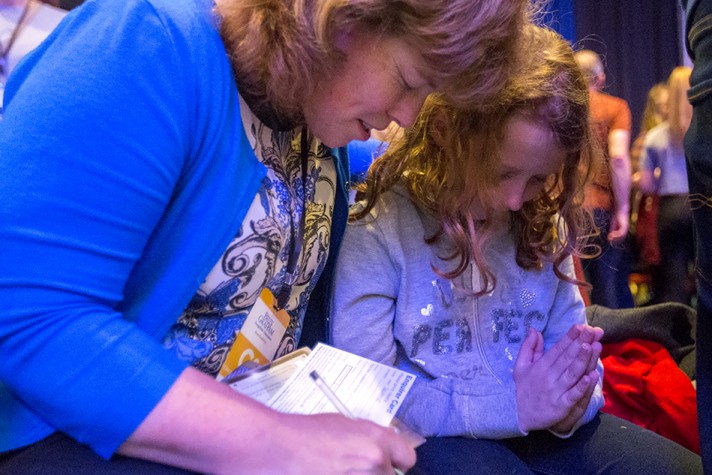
top-left (58, 0), bottom-right (85, 10)
top-left (552, 0), bottom-right (684, 138)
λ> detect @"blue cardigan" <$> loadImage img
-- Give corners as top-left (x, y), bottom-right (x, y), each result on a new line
top-left (0, 0), bottom-right (348, 457)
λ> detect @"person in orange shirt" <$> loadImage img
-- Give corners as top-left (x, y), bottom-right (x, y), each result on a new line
top-left (574, 49), bottom-right (634, 309)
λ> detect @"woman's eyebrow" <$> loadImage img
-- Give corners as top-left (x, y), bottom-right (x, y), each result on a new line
top-left (499, 164), bottom-right (519, 173)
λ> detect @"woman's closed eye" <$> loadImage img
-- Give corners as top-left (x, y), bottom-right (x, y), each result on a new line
top-left (499, 170), bottom-right (518, 181)
top-left (400, 75), bottom-right (415, 92)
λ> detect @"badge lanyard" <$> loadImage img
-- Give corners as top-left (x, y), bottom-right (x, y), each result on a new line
top-left (276, 127), bottom-right (309, 309)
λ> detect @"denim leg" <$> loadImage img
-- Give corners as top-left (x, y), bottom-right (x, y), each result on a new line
top-left (409, 415), bottom-right (702, 474)
top-left (685, 0), bottom-right (712, 470)
top-left (410, 437), bottom-right (533, 475)
top-left (0, 433), bottom-right (198, 475)
top-left (502, 413), bottom-right (702, 475)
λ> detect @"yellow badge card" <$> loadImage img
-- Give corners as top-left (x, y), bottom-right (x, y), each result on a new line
top-left (218, 288), bottom-right (290, 380)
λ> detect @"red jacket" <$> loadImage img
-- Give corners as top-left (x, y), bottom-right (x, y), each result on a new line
top-left (601, 338), bottom-right (699, 453)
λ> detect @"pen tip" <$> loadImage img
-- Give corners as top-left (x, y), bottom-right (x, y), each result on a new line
top-left (309, 370), bottom-right (318, 380)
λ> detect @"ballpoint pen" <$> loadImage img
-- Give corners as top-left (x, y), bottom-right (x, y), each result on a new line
top-left (309, 370), bottom-right (355, 418)
top-left (309, 370), bottom-right (406, 475)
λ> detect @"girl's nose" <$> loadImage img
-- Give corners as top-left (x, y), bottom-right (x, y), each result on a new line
top-left (504, 187), bottom-right (525, 212)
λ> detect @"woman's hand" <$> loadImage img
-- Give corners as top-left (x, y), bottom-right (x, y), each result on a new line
top-left (272, 412), bottom-right (417, 475)
top-left (120, 367), bottom-right (416, 474)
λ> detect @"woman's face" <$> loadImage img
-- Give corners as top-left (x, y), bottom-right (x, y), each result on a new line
top-left (302, 32), bottom-right (435, 148)
top-left (472, 114), bottom-right (566, 219)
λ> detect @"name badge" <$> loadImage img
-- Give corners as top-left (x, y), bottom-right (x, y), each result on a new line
top-left (218, 288), bottom-right (290, 380)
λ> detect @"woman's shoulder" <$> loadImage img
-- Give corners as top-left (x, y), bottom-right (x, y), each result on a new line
top-left (89, 0), bottom-right (219, 42)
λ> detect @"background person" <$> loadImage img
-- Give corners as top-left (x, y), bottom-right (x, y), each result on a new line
top-left (629, 81), bottom-right (669, 304)
top-left (639, 67), bottom-right (695, 307)
top-left (575, 49), bottom-right (635, 309)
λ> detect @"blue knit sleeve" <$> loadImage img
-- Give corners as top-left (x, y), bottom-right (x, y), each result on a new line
top-left (0, 0), bottom-right (229, 457)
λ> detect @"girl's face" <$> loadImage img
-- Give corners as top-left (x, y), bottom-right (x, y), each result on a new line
top-left (473, 114), bottom-right (566, 219)
top-left (302, 32), bottom-right (435, 148)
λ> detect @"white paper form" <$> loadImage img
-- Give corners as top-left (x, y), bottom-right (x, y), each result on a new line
top-left (267, 343), bottom-right (415, 427)
top-left (227, 348), bottom-right (310, 405)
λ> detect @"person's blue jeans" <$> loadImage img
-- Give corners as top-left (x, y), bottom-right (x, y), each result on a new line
top-left (684, 0), bottom-right (712, 470)
top-left (411, 413), bottom-right (702, 474)
top-left (581, 208), bottom-right (635, 309)
top-left (0, 433), bottom-right (197, 475)
top-left (3, 416), bottom-right (701, 475)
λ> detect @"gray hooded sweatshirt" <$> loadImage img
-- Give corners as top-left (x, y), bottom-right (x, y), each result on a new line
top-left (330, 186), bottom-right (604, 439)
